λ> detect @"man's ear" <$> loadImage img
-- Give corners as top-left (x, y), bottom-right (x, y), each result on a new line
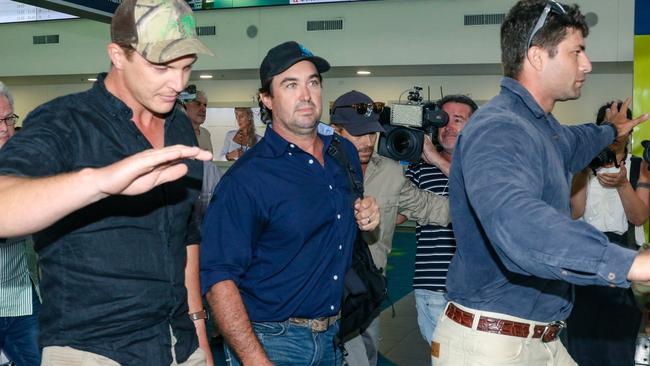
top-left (260, 92), bottom-right (273, 110)
top-left (526, 45), bottom-right (545, 71)
top-left (107, 43), bottom-right (126, 70)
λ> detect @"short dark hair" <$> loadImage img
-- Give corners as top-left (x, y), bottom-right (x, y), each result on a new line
top-left (596, 101), bottom-right (632, 125)
top-left (501, 0), bottom-right (588, 78)
top-left (438, 94), bottom-right (479, 115)
top-left (257, 72), bottom-right (323, 124)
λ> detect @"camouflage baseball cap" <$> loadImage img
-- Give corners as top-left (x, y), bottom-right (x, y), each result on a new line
top-left (111, 0), bottom-right (214, 64)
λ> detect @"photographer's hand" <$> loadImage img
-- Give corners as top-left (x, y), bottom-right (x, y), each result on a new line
top-left (606, 97), bottom-right (648, 140)
top-left (421, 136), bottom-right (451, 177)
top-left (597, 164), bottom-right (627, 188)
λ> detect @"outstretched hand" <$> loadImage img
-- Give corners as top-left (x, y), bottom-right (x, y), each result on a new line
top-left (95, 145), bottom-right (212, 197)
top-left (606, 97), bottom-right (648, 140)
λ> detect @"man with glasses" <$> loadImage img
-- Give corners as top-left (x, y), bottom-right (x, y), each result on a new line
top-left (328, 90), bottom-right (450, 366)
top-left (185, 89), bottom-right (214, 153)
top-left (0, 1), bottom-right (214, 365)
top-left (200, 42), bottom-right (380, 365)
top-left (432, 1), bottom-right (649, 365)
top-left (0, 81), bottom-right (41, 366)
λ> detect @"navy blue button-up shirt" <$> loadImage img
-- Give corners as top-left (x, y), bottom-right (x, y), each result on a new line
top-left (0, 74), bottom-right (202, 365)
top-left (200, 125), bottom-right (360, 321)
top-left (447, 77), bottom-right (637, 322)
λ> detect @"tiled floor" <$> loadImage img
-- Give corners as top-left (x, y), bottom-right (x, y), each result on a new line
top-left (377, 292), bottom-right (430, 366)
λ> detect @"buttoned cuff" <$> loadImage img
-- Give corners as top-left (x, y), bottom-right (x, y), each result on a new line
top-left (595, 243), bottom-right (637, 288)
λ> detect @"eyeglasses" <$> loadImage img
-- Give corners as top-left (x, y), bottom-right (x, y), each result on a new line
top-left (0, 114), bottom-right (18, 127)
top-left (332, 102), bottom-right (385, 117)
top-left (526, 0), bottom-right (567, 50)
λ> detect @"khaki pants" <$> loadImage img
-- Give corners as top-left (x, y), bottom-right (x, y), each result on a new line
top-left (432, 302), bottom-right (577, 366)
top-left (41, 346), bottom-right (205, 366)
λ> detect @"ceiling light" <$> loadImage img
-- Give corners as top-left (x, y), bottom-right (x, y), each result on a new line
top-left (87, 78), bottom-right (97, 82)
top-left (356, 70), bottom-right (371, 75)
top-left (199, 74), bottom-right (213, 79)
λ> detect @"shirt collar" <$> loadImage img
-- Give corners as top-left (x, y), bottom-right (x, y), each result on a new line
top-left (501, 77), bottom-right (547, 119)
top-left (261, 122), bottom-right (333, 158)
top-left (91, 72), bottom-right (178, 123)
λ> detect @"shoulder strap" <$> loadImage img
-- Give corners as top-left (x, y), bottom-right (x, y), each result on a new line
top-left (327, 134), bottom-right (364, 199)
top-left (627, 156), bottom-right (642, 248)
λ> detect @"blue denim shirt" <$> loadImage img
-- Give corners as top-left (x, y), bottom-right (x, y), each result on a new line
top-left (200, 125), bottom-right (360, 321)
top-left (447, 77), bottom-right (637, 322)
top-left (0, 73), bottom-right (201, 365)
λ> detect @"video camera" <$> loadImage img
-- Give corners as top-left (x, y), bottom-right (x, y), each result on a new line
top-left (377, 86), bottom-right (448, 162)
top-left (588, 147), bottom-right (618, 173)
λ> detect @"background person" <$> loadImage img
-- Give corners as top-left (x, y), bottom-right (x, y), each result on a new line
top-left (567, 101), bottom-right (650, 366)
top-left (186, 89), bottom-right (213, 153)
top-left (329, 90), bottom-right (450, 366)
top-left (217, 107), bottom-right (262, 161)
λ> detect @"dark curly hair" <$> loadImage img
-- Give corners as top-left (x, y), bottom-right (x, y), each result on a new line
top-left (501, 0), bottom-right (588, 78)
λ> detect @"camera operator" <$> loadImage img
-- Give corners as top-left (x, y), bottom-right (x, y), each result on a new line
top-left (568, 101), bottom-right (650, 366)
top-left (401, 94), bottom-right (477, 349)
top-left (329, 90), bottom-right (450, 366)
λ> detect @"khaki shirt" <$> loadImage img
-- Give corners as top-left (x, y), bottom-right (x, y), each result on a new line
top-left (364, 155), bottom-right (450, 270)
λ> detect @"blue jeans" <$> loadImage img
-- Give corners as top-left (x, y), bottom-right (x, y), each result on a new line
top-left (225, 320), bottom-right (342, 366)
top-left (414, 289), bottom-right (447, 346)
top-left (0, 288), bottom-right (41, 366)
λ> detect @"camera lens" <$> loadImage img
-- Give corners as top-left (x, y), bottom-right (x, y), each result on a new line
top-left (386, 128), bottom-right (421, 160)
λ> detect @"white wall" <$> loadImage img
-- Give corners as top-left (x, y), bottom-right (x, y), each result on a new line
top-left (0, 0), bottom-right (638, 148)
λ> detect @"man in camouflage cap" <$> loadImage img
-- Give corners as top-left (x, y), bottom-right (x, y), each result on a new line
top-left (0, 0), bottom-right (214, 365)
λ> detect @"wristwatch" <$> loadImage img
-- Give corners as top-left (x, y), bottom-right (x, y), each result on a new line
top-left (189, 309), bottom-right (209, 321)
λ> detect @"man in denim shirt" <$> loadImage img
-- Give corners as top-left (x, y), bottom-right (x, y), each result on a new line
top-left (432, 1), bottom-right (649, 365)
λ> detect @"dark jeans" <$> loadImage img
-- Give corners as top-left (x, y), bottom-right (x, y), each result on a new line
top-left (566, 232), bottom-right (641, 366)
top-left (0, 288), bottom-right (41, 366)
top-left (225, 320), bottom-right (342, 366)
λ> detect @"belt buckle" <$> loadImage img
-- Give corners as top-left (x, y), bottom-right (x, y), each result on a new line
top-left (541, 320), bottom-right (565, 342)
top-left (310, 317), bottom-right (329, 332)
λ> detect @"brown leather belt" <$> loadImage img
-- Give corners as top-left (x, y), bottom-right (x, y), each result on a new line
top-left (445, 303), bottom-right (565, 342)
top-left (288, 313), bottom-right (340, 333)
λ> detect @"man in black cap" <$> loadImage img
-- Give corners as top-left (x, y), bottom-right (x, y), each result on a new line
top-left (330, 90), bottom-right (450, 366)
top-left (200, 41), bottom-right (380, 365)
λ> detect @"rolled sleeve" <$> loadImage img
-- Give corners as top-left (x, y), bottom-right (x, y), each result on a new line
top-left (199, 174), bottom-right (259, 295)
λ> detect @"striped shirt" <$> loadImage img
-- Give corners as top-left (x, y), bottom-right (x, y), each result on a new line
top-left (405, 162), bottom-right (455, 292)
top-left (0, 236), bottom-right (38, 317)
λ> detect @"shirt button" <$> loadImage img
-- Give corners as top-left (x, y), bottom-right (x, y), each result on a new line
top-left (290, 144), bottom-right (295, 148)
top-left (338, 245), bottom-right (342, 250)
top-left (330, 305), bottom-right (335, 311)
top-left (333, 275), bottom-right (338, 280)
top-left (607, 272), bottom-right (616, 281)
top-left (337, 214), bottom-right (341, 219)
top-left (309, 159), bottom-right (314, 164)
top-left (561, 270), bottom-right (568, 276)
top-left (329, 185), bottom-right (333, 190)
top-left (288, 152), bottom-right (293, 156)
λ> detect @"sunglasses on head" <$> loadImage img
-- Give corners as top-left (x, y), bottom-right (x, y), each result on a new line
top-left (526, 0), bottom-right (567, 50)
top-left (332, 102), bottom-right (385, 117)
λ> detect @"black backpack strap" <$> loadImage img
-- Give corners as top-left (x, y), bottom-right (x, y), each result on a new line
top-left (627, 156), bottom-right (642, 248)
top-left (327, 134), bottom-right (364, 199)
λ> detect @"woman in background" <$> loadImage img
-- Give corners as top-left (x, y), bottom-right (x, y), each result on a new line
top-left (218, 107), bottom-right (261, 161)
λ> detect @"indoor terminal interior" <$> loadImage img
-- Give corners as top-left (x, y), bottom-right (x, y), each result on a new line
top-left (0, 0), bottom-right (648, 365)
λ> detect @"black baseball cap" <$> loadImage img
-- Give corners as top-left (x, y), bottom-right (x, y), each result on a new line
top-left (260, 41), bottom-right (330, 86)
top-left (330, 90), bottom-right (385, 136)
